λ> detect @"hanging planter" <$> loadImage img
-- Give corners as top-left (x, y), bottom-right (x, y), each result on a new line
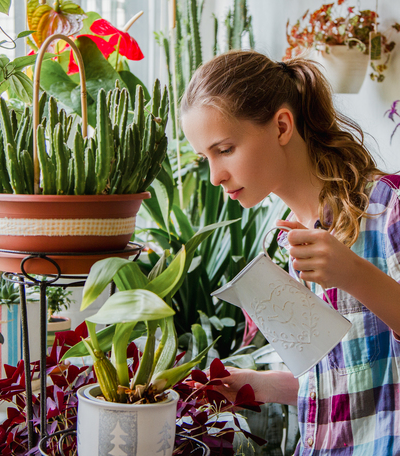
top-left (284, 1), bottom-right (399, 92)
top-left (310, 45), bottom-right (370, 93)
top-left (77, 384), bottom-right (179, 456)
top-left (0, 32), bottom-right (168, 258)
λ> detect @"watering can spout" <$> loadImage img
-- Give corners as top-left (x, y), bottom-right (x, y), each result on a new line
top-left (211, 283), bottom-right (241, 307)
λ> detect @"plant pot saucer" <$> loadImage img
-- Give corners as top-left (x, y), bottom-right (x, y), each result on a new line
top-left (0, 243), bottom-right (142, 275)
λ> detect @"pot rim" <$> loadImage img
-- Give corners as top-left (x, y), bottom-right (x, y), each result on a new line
top-left (77, 383), bottom-right (180, 409)
top-left (0, 192), bottom-right (151, 203)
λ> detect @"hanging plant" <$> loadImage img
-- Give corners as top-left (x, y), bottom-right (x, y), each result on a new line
top-left (284, 0), bottom-right (400, 83)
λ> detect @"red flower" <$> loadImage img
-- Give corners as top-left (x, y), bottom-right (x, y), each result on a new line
top-left (67, 18), bottom-right (144, 74)
top-left (90, 19), bottom-right (144, 60)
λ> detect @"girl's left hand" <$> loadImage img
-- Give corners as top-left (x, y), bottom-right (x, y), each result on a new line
top-left (276, 219), bottom-right (358, 290)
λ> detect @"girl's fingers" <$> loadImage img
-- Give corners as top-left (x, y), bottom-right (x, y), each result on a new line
top-left (275, 219), bottom-right (307, 230)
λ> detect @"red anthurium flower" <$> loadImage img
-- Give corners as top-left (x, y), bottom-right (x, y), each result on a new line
top-left (90, 19), bottom-right (144, 61)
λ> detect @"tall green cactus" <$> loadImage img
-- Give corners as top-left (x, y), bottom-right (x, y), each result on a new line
top-left (0, 79), bottom-right (169, 195)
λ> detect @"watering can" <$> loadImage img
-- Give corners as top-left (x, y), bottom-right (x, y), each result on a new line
top-left (211, 227), bottom-right (352, 378)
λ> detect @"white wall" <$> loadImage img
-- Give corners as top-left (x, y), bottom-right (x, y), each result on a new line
top-left (199, 0), bottom-right (400, 173)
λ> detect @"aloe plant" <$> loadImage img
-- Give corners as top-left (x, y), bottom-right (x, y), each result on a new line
top-left (62, 220), bottom-right (235, 403)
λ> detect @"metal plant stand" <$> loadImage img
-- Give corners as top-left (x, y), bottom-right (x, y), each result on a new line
top-left (0, 243), bottom-right (143, 451)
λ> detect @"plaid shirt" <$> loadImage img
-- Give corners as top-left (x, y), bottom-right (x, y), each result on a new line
top-left (279, 174), bottom-right (400, 455)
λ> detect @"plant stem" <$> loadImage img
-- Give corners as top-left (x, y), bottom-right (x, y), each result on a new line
top-left (114, 36), bottom-right (122, 71)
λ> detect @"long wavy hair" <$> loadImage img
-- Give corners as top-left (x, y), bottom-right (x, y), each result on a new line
top-left (181, 50), bottom-right (385, 246)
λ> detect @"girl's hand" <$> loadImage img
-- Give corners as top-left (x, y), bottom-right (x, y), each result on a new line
top-left (275, 219), bottom-right (358, 290)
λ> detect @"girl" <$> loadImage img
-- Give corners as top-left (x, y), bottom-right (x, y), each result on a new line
top-left (181, 50), bottom-right (400, 455)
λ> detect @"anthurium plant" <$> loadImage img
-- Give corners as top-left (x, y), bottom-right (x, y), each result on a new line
top-left (62, 221), bottom-right (236, 404)
top-left (284, 0), bottom-right (400, 81)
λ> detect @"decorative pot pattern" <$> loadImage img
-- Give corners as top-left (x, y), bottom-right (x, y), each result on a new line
top-left (77, 384), bottom-right (179, 456)
top-left (249, 280), bottom-right (320, 351)
top-left (212, 253), bottom-right (352, 377)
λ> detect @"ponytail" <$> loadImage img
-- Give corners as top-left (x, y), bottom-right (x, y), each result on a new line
top-left (181, 50), bottom-right (385, 246)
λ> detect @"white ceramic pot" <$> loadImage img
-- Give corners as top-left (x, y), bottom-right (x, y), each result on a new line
top-left (77, 384), bottom-right (179, 456)
top-left (310, 45), bottom-right (370, 93)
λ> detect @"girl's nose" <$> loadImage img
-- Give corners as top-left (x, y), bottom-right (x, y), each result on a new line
top-left (209, 162), bottom-right (228, 187)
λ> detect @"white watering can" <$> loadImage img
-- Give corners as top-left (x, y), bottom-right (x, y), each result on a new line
top-left (211, 227), bottom-right (352, 378)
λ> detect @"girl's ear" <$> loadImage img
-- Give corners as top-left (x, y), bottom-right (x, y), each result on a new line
top-left (274, 108), bottom-right (295, 146)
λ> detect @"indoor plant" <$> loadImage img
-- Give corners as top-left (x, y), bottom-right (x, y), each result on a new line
top-left (284, 0), bottom-right (399, 92)
top-left (0, 33), bottom-right (169, 262)
top-left (62, 221), bottom-right (234, 455)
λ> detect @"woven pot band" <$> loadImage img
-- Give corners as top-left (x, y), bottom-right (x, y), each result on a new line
top-left (0, 217), bottom-right (136, 237)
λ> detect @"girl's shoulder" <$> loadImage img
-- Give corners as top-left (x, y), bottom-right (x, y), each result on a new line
top-left (368, 174), bottom-right (400, 208)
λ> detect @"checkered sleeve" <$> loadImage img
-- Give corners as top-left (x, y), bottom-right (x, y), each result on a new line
top-left (385, 186), bottom-right (400, 283)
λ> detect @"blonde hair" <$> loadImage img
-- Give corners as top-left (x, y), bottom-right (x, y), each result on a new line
top-left (181, 50), bottom-right (385, 246)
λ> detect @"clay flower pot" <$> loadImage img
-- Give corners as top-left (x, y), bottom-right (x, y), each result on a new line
top-left (0, 192), bottom-right (150, 254)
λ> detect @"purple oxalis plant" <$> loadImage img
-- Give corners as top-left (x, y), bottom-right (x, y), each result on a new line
top-left (0, 323), bottom-right (267, 455)
top-left (384, 100), bottom-right (400, 143)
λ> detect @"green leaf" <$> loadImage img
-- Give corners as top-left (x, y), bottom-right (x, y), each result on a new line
top-left (12, 53), bottom-right (54, 71)
top-left (168, 219), bottom-right (240, 298)
top-left (16, 30), bottom-right (34, 39)
top-left (0, 55), bottom-right (10, 68)
top-left (76, 36), bottom-right (127, 101)
top-left (113, 261), bottom-right (149, 291)
top-left (81, 257), bottom-right (148, 310)
top-left (61, 323), bottom-right (146, 360)
top-left (152, 179), bottom-right (170, 240)
top-left (145, 245), bottom-right (186, 298)
top-left (119, 70), bottom-right (150, 108)
top-left (222, 354), bottom-right (257, 369)
top-left (0, 0), bottom-right (11, 15)
top-left (7, 72), bottom-right (33, 103)
top-left (151, 338), bottom-right (219, 392)
top-left (86, 289), bottom-right (175, 325)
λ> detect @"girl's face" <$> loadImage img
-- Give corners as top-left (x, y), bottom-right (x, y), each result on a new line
top-left (182, 106), bottom-right (289, 208)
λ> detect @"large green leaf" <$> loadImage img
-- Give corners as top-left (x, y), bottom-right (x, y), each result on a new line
top-left (8, 72), bottom-right (33, 103)
top-left (145, 245), bottom-right (186, 298)
top-left (87, 289), bottom-right (175, 325)
top-left (61, 323), bottom-right (146, 360)
top-left (119, 70), bottom-right (150, 108)
top-left (113, 261), bottom-right (150, 292)
top-left (81, 257), bottom-right (148, 310)
top-left (0, 0), bottom-right (11, 15)
top-left (12, 53), bottom-right (53, 72)
top-left (76, 36), bottom-right (127, 101)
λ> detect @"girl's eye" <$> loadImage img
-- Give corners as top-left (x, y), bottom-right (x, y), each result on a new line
top-left (220, 147), bottom-right (232, 155)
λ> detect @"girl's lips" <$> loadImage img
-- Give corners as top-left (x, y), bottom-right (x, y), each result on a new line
top-left (227, 188), bottom-right (243, 200)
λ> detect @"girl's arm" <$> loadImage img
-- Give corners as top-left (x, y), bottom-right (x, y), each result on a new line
top-left (212, 367), bottom-right (299, 406)
top-left (277, 220), bottom-right (400, 337)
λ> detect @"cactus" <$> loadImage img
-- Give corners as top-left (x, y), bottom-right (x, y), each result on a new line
top-left (0, 80), bottom-right (169, 195)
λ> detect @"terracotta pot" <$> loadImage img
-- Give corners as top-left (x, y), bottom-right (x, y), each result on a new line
top-left (0, 193), bottom-right (150, 254)
top-left (0, 243), bottom-right (140, 275)
top-left (310, 45), bottom-right (370, 93)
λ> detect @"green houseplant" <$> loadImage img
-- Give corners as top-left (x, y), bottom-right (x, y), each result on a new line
top-left (62, 221), bottom-right (233, 455)
top-left (0, 32), bottom-right (169, 261)
top-left (284, 0), bottom-right (399, 92)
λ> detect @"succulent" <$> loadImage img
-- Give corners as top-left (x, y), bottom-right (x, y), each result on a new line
top-left (0, 79), bottom-right (169, 195)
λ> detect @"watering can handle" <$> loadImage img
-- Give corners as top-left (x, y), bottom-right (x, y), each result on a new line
top-left (262, 226), bottom-right (335, 310)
